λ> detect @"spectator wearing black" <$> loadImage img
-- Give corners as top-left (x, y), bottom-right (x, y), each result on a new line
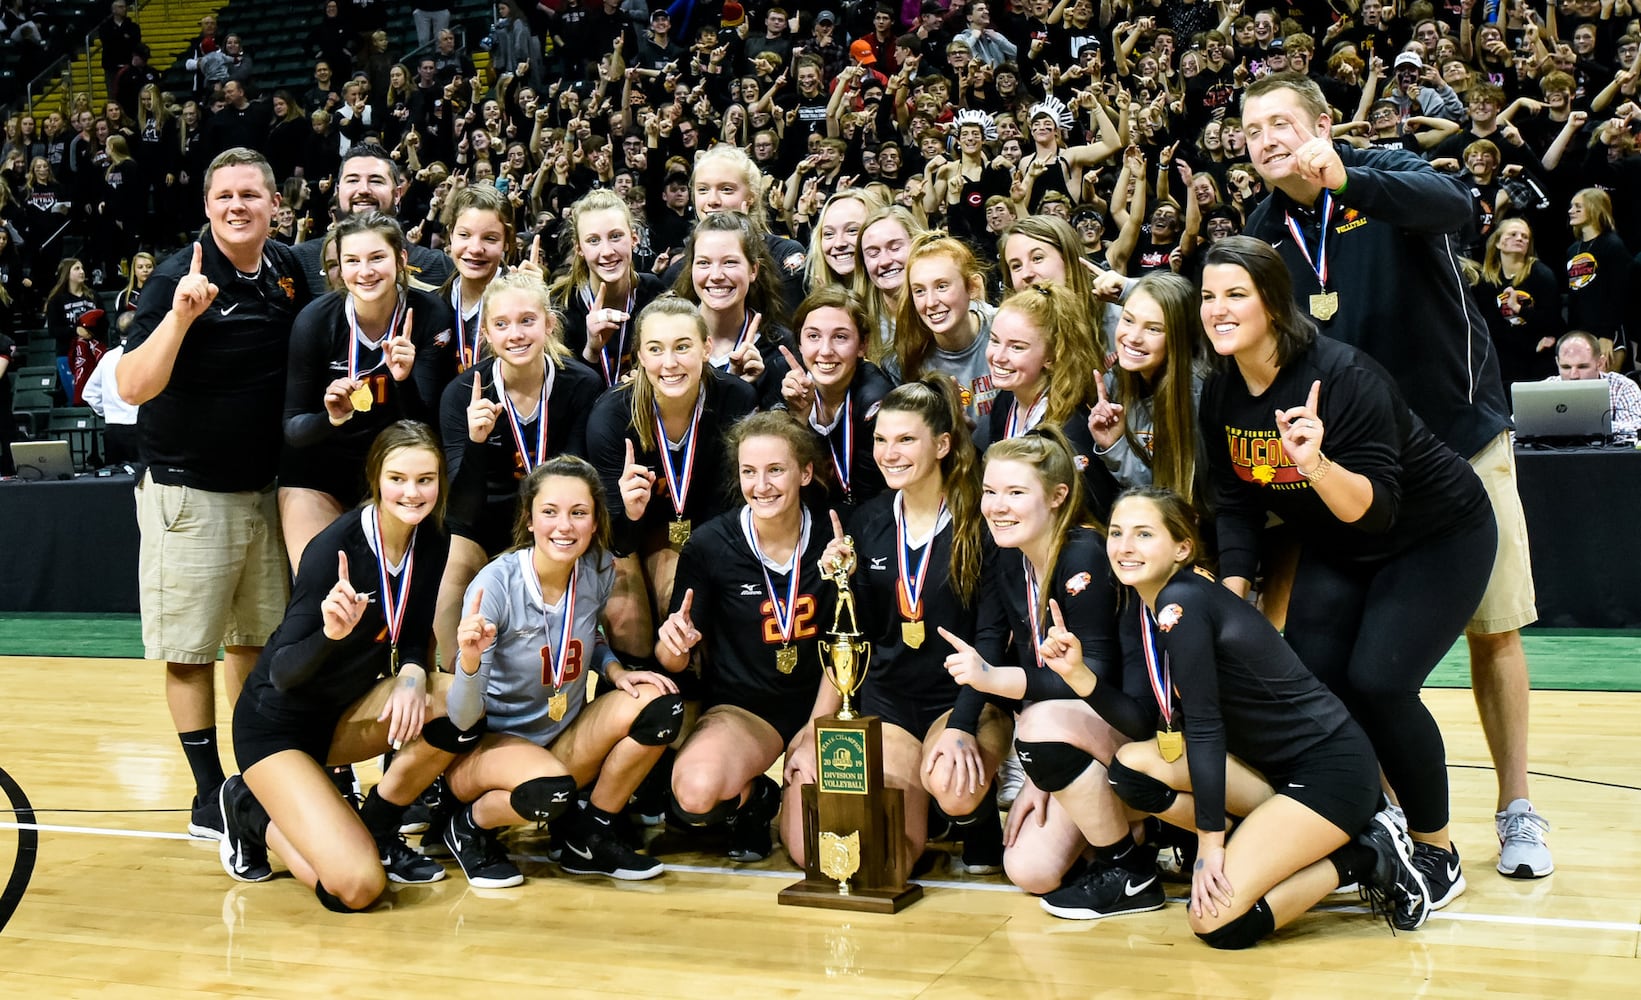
top-left (113, 43), bottom-right (162, 120)
top-left (308, 0), bottom-right (355, 81)
top-left (431, 28), bottom-right (476, 84)
top-left (267, 92), bottom-right (312, 184)
top-left (98, 0), bottom-right (142, 94)
top-left (303, 61), bottom-right (344, 119)
top-left (204, 81), bottom-right (272, 159)
top-left (743, 5), bottom-right (796, 75)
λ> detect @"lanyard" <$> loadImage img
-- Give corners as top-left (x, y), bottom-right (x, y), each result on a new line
top-left (541, 559), bottom-right (578, 691)
top-left (370, 507), bottom-right (416, 663)
top-left (1139, 604), bottom-right (1173, 728)
top-left (1283, 188), bottom-right (1335, 291)
top-left (584, 282), bottom-right (636, 386)
top-left (495, 358), bottom-right (554, 472)
top-left (894, 493), bottom-right (944, 622)
top-left (451, 284), bottom-right (479, 372)
top-left (654, 389), bottom-right (706, 520)
top-left (1024, 561), bottom-right (1046, 670)
top-left (1005, 392), bottom-right (1048, 439)
top-left (345, 295), bottom-right (402, 381)
top-left (742, 506), bottom-right (808, 644)
top-left (824, 391), bottom-right (853, 497)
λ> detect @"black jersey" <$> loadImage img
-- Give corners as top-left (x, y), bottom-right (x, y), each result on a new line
top-left (240, 507), bottom-right (449, 722)
top-left (981, 393), bottom-right (1120, 523)
top-left (766, 358), bottom-right (894, 513)
top-left (438, 354), bottom-right (603, 545)
top-left (667, 509), bottom-right (832, 739)
top-left (1200, 336), bottom-right (1493, 583)
top-left (584, 369), bottom-right (757, 555)
top-left (557, 273), bottom-right (668, 385)
top-left (948, 164), bottom-right (1013, 253)
top-left (1152, 569), bottom-right (1360, 832)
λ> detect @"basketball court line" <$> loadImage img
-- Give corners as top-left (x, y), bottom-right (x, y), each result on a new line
top-left (4, 819), bottom-right (1637, 935)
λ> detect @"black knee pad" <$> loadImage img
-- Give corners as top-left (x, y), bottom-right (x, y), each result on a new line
top-left (628, 693), bottom-right (685, 747)
top-left (420, 716), bottom-right (484, 754)
top-left (1014, 740), bottom-right (1094, 793)
top-left (510, 775), bottom-right (579, 824)
top-left (1196, 898), bottom-right (1275, 950)
top-left (671, 794), bottom-right (737, 827)
top-left (1108, 756), bottom-right (1180, 814)
top-left (315, 881), bottom-right (368, 914)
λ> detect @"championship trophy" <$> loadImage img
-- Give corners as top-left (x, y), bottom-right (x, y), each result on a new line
top-left (778, 539), bottom-right (924, 913)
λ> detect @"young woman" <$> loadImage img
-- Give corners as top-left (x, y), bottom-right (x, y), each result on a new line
top-left (673, 211), bottom-right (792, 398)
top-left (439, 184), bottom-right (514, 374)
top-left (116, 250), bottom-right (154, 313)
top-left (784, 378), bottom-right (1012, 880)
top-left (433, 271), bottom-right (603, 670)
top-left (998, 215), bottom-right (1127, 357)
top-left (133, 84), bottom-right (179, 246)
top-left (852, 204), bottom-right (923, 360)
top-left (1069, 488), bottom-right (1431, 943)
top-left (656, 411), bottom-right (834, 862)
top-left (942, 427), bottom-right (1157, 908)
top-left (266, 91), bottom-right (311, 183)
top-left (983, 283), bottom-right (1115, 519)
top-left (69, 307), bottom-right (107, 406)
top-left (803, 188), bottom-right (885, 294)
top-left (281, 212), bottom-right (452, 571)
top-left (584, 295), bottom-right (758, 662)
top-left (44, 258), bottom-right (97, 362)
top-left (97, 136), bottom-right (144, 282)
top-left (551, 189), bottom-right (668, 387)
top-left (1197, 237), bottom-right (1497, 911)
top-left (1565, 188), bottom-right (1631, 371)
top-left (885, 233), bottom-right (998, 427)
top-left (217, 421), bottom-right (469, 910)
top-left (441, 456), bottom-right (680, 887)
top-left (775, 287), bottom-right (893, 514)
top-left (20, 156), bottom-right (71, 279)
top-left (1472, 218), bottom-right (1561, 391)
top-left (676, 144), bottom-right (806, 313)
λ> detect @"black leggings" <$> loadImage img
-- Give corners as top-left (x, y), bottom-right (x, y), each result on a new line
top-left (1283, 515), bottom-right (1497, 835)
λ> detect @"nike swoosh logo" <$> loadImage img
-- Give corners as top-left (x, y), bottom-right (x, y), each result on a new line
top-left (220, 303), bottom-right (240, 316)
top-left (456, 733), bottom-right (479, 744)
top-left (568, 843), bottom-right (594, 861)
top-left (1124, 877), bottom-right (1157, 897)
top-left (1287, 783), bottom-right (1306, 789)
top-left (182, 739), bottom-right (210, 746)
top-left (1446, 863), bottom-right (1461, 881)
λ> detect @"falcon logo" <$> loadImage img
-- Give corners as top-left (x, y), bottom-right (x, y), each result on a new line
top-left (864, 401), bottom-right (881, 420)
top-left (1066, 572), bottom-right (1092, 595)
top-left (278, 276), bottom-right (296, 301)
top-left (434, 328), bottom-right (453, 348)
top-left (1157, 604), bottom-right (1183, 632)
top-left (783, 252), bottom-right (806, 274)
top-left (1073, 454), bottom-right (1090, 471)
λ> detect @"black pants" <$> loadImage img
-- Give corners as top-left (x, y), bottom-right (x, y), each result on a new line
top-left (1283, 515), bottom-right (1497, 835)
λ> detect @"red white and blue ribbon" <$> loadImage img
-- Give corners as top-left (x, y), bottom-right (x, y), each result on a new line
top-left (372, 507), bottom-right (416, 656)
top-left (654, 389), bottom-right (706, 520)
top-left (542, 559), bottom-right (579, 691)
top-left (825, 391), bottom-right (854, 498)
top-left (498, 359), bottom-right (554, 472)
top-left (895, 493), bottom-right (943, 622)
top-left (1025, 562), bottom-right (1046, 669)
top-left (346, 295), bottom-right (402, 381)
top-left (1283, 188), bottom-right (1335, 292)
top-left (1139, 604), bottom-right (1173, 727)
top-left (1005, 392), bottom-right (1048, 440)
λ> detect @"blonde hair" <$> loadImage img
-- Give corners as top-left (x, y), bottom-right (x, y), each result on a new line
top-left (851, 204), bottom-right (925, 361)
top-left (993, 282), bottom-right (1101, 429)
top-left (803, 187), bottom-right (887, 292)
top-left (691, 144), bottom-right (770, 229)
top-left (550, 188), bottom-right (637, 310)
top-left (481, 271), bottom-right (572, 364)
top-left (628, 294), bottom-right (710, 452)
top-left (984, 425), bottom-right (1092, 621)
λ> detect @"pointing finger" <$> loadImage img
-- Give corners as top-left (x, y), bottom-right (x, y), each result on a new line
top-left (189, 242), bottom-right (203, 275)
top-left (742, 311), bottom-right (762, 347)
top-left (469, 588), bottom-right (485, 616)
top-left (530, 234), bottom-right (542, 266)
top-left (593, 284), bottom-right (606, 312)
top-left (337, 550), bottom-right (351, 584)
top-left (678, 588), bottom-right (694, 621)
top-left (778, 343), bottom-right (804, 374)
top-left (830, 509), bottom-right (845, 541)
top-left (624, 437), bottom-right (635, 468)
top-left (1048, 598), bottom-right (1067, 633)
top-left (471, 373), bottom-right (483, 404)
top-left (937, 626), bottom-right (975, 653)
top-left (401, 307), bottom-right (414, 339)
top-left (1094, 369), bottom-right (1109, 403)
top-left (1306, 379), bottom-right (1322, 415)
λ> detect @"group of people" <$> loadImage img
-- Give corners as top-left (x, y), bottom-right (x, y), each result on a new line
top-left (12, 0), bottom-right (1614, 951)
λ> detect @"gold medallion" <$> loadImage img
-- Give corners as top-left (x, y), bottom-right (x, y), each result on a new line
top-left (1308, 291), bottom-right (1339, 321)
top-left (548, 690), bottom-right (568, 722)
top-left (668, 518), bottom-right (691, 549)
top-left (1156, 727), bottom-right (1183, 763)
top-left (901, 620), bottom-right (925, 649)
top-left (350, 384), bottom-right (374, 412)
top-left (389, 644), bottom-right (399, 675)
top-left (775, 644), bottom-right (798, 674)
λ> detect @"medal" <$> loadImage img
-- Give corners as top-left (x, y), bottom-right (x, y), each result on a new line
top-left (452, 286), bottom-right (478, 373)
top-left (535, 553), bottom-right (579, 718)
top-left (669, 518), bottom-right (691, 548)
top-left (901, 621), bottom-right (926, 648)
top-left (743, 506), bottom-right (812, 676)
top-left (894, 494), bottom-right (944, 653)
top-left (350, 384), bottom-right (374, 412)
top-left (1284, 189), bottom-right (1338, 323)
top-left (1308, 291), bottom-right (1339, 320)
top-left (548, 691), bottom-right (569, 721)
top-left (586, 283), bottom-right (636, 386)
top-left (389, 644), bottom-right (399, 675)
top-left (1139, 604), bottom-right (1179, 754)
top-left (1156, 727), bottom-right (1183, 763)
top-left (346, 294), bottom-right (400, 411)
top-left (775, 645), bottom-right (798, 674)
top-left (1024, 562), bottom-right (1047, 669)
top-left (655, 390), bottom-right (706, 538)
top-left (371, 507), bottom-right (417, 675)
top-left (496, 358), bottom-right (554, 474)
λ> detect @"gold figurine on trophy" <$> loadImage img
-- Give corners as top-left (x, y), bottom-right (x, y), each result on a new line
top-left (818, 536), bottom-right (871, 719)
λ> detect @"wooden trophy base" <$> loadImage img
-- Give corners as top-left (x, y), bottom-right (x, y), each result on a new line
top-left (777, 764), bottom-right (924, 914)
top-left (777, 878), bottom-right (924, 914)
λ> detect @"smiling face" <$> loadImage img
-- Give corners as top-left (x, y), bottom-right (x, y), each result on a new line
top-left (909, 253), bottom-right (974, 337)
top-left (1200, 262), bottom-right (1277, 363)
top-left (860, 218), bottom-right (911, 292)
top-left (1106, 495), bottom-right (1192, 593)
top-left (1242, 88), bottom-right (1328, 188)
top-left (530, 474), bottom-right (597, 567)
top-left (1113, 288), bottom-right (1169, 379)
top-left (982, 458), bottom-right (1065, 552)
top-left (639, 311), bottom-right (705, 401)
top-left (1002, 234), bottom-right (1068, 291)
top-left (692, 159), bottom-right (751, 215)
top-left (483, 287), bottom-right (550, 369)
top-left (377, 445), bottom-right (442, 529)
top-left (820, 198), bottom-right (867, 278)
top-left (205, 163), bottom-right (277, 259)
top-left (738, 434), bottom-right (811, 520)
top-left (339, 230), bottom-right (402, 306)
top-left (577, 207), bottom-right (633, 285)
top-left (338, 155), bottom-right (397, 215)
top-left (987, 306), bottom-right (1051, 398)
top-left (798, 305), bottom-right (864, 393)
top-left (872, 407), bottom-right (950, 494)
top-left (448, 207), bottom-right (507, 284)
top-left (691, 229), bottom-right (755, 314)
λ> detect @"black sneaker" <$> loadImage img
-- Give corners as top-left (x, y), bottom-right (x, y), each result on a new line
top-left (217, 776), bottom-right (272, 883)
top-left (558, 829), bottom-right (665, 881)
top-left (1039, 858), bottom-right (1166, 920)
top-left (378, 830), bottom-right (446, 884)
top-left (726, 775), bottom-right (781, 862)
top-left (189, 790), bottom-right (226, 841)
top-left (1411, 840), bottom-right (1467, 910)
top-left (400, 777), bottom-right (444, 835)
top-left (1358, 810), bottom-right (1431, 931)
top-left (444, 806), bottom-right (524, 888)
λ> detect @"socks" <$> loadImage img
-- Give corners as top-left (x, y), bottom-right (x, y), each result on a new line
top-left (570, 802), bottom-right (620, 842)
top-left (1329, 842), bottom-right (1377, 886)
top-left (1093, 833), bottom-right (1139, 867)
top-left (359, 787), bottom-right (409, 841)
top-left (178, 727), bottom-right (226, 800)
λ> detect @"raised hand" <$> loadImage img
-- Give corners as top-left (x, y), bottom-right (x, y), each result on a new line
top-left (657, 588), bottom-right (702, 659)
top-left (728, 334), bottom-right (765, 384)
top-left (1288, 117), bottom-right (1346, 190)
top-left (172, 242), bottom-right (220, 325)
top-left (517, 234), bottom-right (546, 278)
top-left (818, 508), bottom-right (853, 580)
top-left (1040, 599), bottom-right (1095, 696)
top-left (618, 437), bottom-right (657, 521)
top-left (322, 550), bottom-right (369, 640)
top-left (586, 283), bottom-right (630, 354)
top-left (384, 307), bottom-right (416, 381)
top-left (467, 372), bottom-right (502, 444)
top-left (778, 344), bottom-right (815, 420)
top-left (1275, 379), bottom-right (1326, 477)
top-left (939, 627), bottom-right (998, 692)
top-left (324, 375), bottom-right (364, 424)
top-left (456, 588), bottom-right (497, 673)
top-left (1087, 369), bottom-right (1127, 451)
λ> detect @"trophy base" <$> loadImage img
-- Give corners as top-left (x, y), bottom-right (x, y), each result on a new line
top-left (777, 878), bottom-right (924, 914)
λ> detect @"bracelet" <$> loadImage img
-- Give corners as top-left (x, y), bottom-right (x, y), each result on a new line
top-left (1302, 453), bottom-right (1333, 484)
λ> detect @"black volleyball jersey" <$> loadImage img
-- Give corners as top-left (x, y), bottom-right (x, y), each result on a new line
top-left (766, 357), bottom-right (894, 512)
top-left (668, 508), bottom-right (833, 711)
top-left (557, 273), bottom-right (669, 385)
top-left (981, 394), bottom-right (1121, 523)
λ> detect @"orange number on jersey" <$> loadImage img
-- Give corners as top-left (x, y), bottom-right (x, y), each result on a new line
top-left (759, 594), bottom-right (818, 644)
top-left (369, 372), bottom-right (390, 405)
top-left (540, 639), bottom-right (585, 687)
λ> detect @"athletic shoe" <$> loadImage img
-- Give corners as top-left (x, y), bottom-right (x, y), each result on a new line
top-left (726, 775), bottom-right (781, 862)
top-left (217, 776), bottom-right (273, 883)
top-left (1411, 841), bottom-right (1467, 909)
top-left (1495, 799), bottom-right (1554, 879)
top-left (400, 778), bottom-right (445, 835)
top-left (1357, 809), bottom-right (1430, 932)
top-left (557, 829), bottom-right (665, 881)
top-left (378, 830), bottom-right (447, 884)
top-left (996, 750), bottom-right (1025, 809)
top-left (189, 790), bottom-right (226, 841)
top-left (1039, 858), bottom-right (1166, 920)
top-left (444, 806), bottom-right (524, 888)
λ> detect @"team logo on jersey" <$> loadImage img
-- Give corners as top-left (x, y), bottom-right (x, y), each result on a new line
top-left (783, 252), bottom-right (806, 274)
top-left (1073, 454), bottom-right (1090, 471)
top-left (869, 557), bottom-right (888, 571)
top-left (1066, 572), bottom-right (1092, 595)
top-left (434, 328), bottom-right (453, 348)
top-left (278, 276), bottom-right (296, 301)
top-left (864, 401), bottom-right (881, 420)
top-left (1568, 252), bottom-right (1598, 290)
top-left (740, 583), bottom-right (762, 596)
top-left (1157, 604), bottom-right (1183, 632)
top-left (1225, 426), bottom-right (1305, 488)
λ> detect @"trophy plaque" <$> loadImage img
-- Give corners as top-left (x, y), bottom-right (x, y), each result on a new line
top-left (779, 538), bottom-right (923, 914)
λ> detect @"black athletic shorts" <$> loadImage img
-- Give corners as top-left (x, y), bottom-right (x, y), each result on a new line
top-left (232, 691), bottom-right (343, 772)
top-left (1263, 720), bottom-right (1380, 837)
top-left (447, 495), bottom-right (517, 557)
top-left (859, 682), bottom-right (952, 740)
top-left (706, 691), bottom-right (812, 746)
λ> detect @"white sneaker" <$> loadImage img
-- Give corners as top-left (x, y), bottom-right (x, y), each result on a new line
top-left (1495, 799), bottom-right (1554, 878)
top-left (997, 750), bottom-right (1025, 809)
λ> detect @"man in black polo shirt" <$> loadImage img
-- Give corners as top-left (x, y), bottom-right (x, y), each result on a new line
top-left (117, 148), bottom-right (312, 839)
top-left (293, 143), bottom-right (454, 297)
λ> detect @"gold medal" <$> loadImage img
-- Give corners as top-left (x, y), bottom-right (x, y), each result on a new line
top-left (901, 620), bottom-right (925, 649)
top-left (668, 518), bottom-right (691, 549)
top-left (775, 644), bottom-right (798, 674)
top-left (1308, 291), bottom-right (1339, 321)
top-left (389, 644), bottom-right (399, 675)
top-left (350, 384), bottom-right (374, 412)
top-left (1156, 727), bottom-right (1183, 763)
top-left (548, 690), bottom-right (569, 722)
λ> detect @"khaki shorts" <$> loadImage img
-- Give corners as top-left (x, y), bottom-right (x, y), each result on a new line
top-left (136, 471), bottom-right (289, 663)
top-left (1466, 431), bottom-right (1538, 634)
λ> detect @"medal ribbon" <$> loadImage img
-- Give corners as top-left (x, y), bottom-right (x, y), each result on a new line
top-left (736, 309), bottom-right (760, 350)
top-left (894, 494), bottom-right (944, 622)
top-left (1283, 188), bottom-right (1335, 291)
top-left (1139, 604), bottom-right (1173, 728)
top-left (541, 559), bottom-right (579, 691)
top-left (371, 507), bottom-right (416, 658)
top-left (452, 285), bottom-right (479, 371)
top-left (824, 391), bottom-right (853, 496)
top-left (1024, 562), bottom-right (1046, 669)
top-left (585, 282), bottom-right (636, 386)
top-left (744, 507), bottom-right (806, 644)
top-left (498, 358), bottom-right (554, 472)
top-left (346, 295), bottom-right (403, 380)
top-left (654, 389), bottom-right (706, 520)
top-left (1005, 392), bottom-right (1049, 440)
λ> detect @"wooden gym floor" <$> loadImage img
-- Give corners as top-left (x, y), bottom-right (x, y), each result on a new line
top-left (1, 655), bottom-right (1638, 998)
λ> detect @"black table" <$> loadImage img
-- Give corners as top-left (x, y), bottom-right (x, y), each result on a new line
top-left (1514, 446), bottom-right (1641, 629)
top-left (0, 472), bottom-right (139, 613)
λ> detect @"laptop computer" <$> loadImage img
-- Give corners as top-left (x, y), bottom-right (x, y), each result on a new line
top-left (10, 440), bottom-right (77, 481)
top-left (1511, 379), bottom-right (1613, 440)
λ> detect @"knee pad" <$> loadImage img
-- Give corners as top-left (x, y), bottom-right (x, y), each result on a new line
top-left (670, 794), bottom-right (737, 827)
top-left (1108, 756), bottom-right (1180, 814)
top-left (509, 775), bottom-right (579, 824)
top-left (420, 716), bottom-right (484, 754)
top-left (315, 881), bottom-right (368, 914)
top-left (628, 693), bottom-right (685, 747)
top-left (1196, 898), bottom-right (1275, 950)
top-left (1014, 740), bottom-right (1094, 793)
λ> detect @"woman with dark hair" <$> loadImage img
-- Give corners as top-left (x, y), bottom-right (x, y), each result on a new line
top-left (550, 189), bottom-right (668, 387)
top-left (1197, 236), bottom-right (1497, 912)
top-left (267, 91), bottom-right (312, 183)
top-left (44, 257), bottom-right (97, 362)
top-left (671, 211), bottom-right (793, 395)
top-left (997, 214), bottom-right (1130, 356)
